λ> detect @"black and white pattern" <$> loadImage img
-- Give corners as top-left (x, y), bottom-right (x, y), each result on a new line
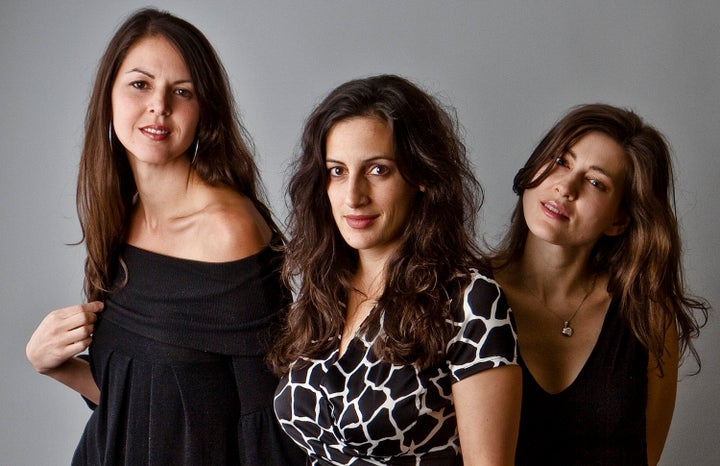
top-left (274, 270), bottom-right (517, 465)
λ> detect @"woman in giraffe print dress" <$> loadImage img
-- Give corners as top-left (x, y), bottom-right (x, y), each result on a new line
top-left (270, 75), bottom-right (521, 465)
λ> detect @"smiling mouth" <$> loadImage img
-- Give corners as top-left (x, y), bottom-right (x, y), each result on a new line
top-left (141, 127), bottom-right (170, 135)
top-left (542, 201), bottom-right (569, 219)
top-left (140, 126), bottom-right (171, 141)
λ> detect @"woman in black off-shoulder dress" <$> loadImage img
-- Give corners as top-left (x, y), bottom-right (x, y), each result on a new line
top-left (74, 240), bottom-right (296, 465)
top-left (26, 8), bottom-right (304, 465)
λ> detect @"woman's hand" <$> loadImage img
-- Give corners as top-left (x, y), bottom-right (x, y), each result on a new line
top-left (26, 302), bottom-right (103, 374)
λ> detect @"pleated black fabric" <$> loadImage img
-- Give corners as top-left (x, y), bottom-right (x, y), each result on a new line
top-left (72, 241), bottom-right (305, 465)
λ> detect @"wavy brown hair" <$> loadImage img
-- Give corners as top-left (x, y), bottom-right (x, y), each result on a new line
top-left (491, 103), bottom-right (708, 370)
top-left (269, 75), bottom-right (485, 374)
top-left (78, 8), bottom-right (277, 301)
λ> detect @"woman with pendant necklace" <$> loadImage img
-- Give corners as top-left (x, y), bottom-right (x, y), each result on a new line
top-left (270, 74), bottom-right (521, 465)
top-left (490, 104), bottom-right (708, 465)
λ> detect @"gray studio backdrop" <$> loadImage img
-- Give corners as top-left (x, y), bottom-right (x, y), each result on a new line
top-left (2, 1), bottom-right (718, 465)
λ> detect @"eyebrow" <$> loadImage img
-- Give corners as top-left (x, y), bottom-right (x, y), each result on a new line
top-left (125, 68), bottom-right (193, 85)
top-left (325, 156), bottom-right (395, 165)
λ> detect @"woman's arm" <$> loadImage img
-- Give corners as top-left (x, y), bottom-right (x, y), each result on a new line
top-left (453, 364), bottom-right (522, 466)
top-left (646, 322), bottom-right (679, 466)
top-left (26, 302), bottom-right (103, 404)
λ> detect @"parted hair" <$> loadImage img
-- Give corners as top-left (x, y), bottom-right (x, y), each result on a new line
top-left (78, 8), bottom-right (276, 301)
top-left (269, 74), bottom-right (485, 374)
top-left (492, 103), bottom-right (708, 369)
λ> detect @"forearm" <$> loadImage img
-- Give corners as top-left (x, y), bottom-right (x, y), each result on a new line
top-left (646, 323), bottom-right (679, 465)
top-left (43, 356), bottom-right (100, 405)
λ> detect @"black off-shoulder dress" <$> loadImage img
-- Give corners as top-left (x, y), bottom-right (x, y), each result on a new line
top-left (72, 241), bottom-right (305, 465)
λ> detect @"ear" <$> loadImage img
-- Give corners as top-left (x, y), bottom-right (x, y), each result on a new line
top-left (604, 211), bottom-right (629, 237)
top-left (418, 184), bottom-right (426, 192)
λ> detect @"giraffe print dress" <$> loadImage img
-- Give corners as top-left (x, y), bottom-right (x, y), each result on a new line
top-left (274, 270), bottom-right (518, 465)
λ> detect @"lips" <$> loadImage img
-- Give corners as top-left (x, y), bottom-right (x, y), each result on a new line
top-left (140, 125), bottom-right (170, 140)
top-left (541, 200), bottom-right (569, 220)
top-left (344, 215), bottom-right (377, 229)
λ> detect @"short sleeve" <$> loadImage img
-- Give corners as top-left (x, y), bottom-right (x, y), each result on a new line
top-left (446, 270), bottom-right (518, 382)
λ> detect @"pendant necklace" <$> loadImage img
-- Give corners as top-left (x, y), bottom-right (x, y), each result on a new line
top-left (544, 274), bottom-right (597, 337)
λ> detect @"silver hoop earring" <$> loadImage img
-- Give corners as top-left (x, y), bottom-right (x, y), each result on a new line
top-left (191, 138), bottom-right (199, 165)
top-left (108, 123), bottom-right (114, 147)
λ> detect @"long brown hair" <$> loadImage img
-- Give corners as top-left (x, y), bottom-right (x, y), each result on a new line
top-left (269, 75), bottom-right (485, 374)
top-left (492, 103), bottom-right (708, 369)
top-left (78, 8), bottom-right (277, 301)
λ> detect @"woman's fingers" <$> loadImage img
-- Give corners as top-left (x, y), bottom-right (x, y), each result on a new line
top-left (26, 302), bottom-right (104, 373)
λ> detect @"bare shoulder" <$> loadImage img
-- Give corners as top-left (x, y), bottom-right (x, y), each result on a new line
top-left (196, 189), bottom-right (273, 262)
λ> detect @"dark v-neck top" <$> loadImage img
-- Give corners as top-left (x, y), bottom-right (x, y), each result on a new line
top-left (516, 299), bottom-right (649, 465)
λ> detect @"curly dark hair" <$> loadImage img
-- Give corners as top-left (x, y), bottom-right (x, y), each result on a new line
top-left (269, 74), bottom-right (486, 374)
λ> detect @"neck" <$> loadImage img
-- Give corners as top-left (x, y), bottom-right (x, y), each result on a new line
top-left (511, 234), bottom-right (597, 303)
top-left (354, 254), bottom-right (389, 299)
top-left (130, 159), bottom-right (202, 229)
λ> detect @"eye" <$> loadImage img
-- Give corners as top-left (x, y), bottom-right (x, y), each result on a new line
top-left (174, 88), bottom-right (193, 98)
top-left (131, 81), bottom-right (148, 90)
top-left (554, 156), bottom-right (568, 167)
top-left (327, 166), bottom-right (345, 177)
top-left (368, 164), bottom-right (389, 176)
top-left (588, 178), bottom-right (606, 190)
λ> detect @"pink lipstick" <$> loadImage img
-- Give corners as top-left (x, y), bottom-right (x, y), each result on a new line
top-left (541, 200), bottom-right (569, 220)
top-left (140, 125), bottom-right (170, 141)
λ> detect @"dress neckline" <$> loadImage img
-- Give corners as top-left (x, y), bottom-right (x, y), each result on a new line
top-left (123, 235), bottom-right (279, 266)
top-left (520, 298), bottom-right (617, 396)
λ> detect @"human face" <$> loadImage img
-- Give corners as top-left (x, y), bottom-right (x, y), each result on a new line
top-left (325, 116), bottom-right (418, 262)
top-left (522, 131), bottom-right (628, 249)
top-left (110, 35), bottom-right (200, 166)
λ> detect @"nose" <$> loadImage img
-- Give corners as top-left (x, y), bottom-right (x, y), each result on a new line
top-left (554, 172), bottom-right (578, 200)
top-left (148, 89), bottom-right (171, 116)
top-left (345, 174), bottom-right (369, 208)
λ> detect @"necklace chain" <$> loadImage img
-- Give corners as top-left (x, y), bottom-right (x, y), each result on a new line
top-left (540, 274), bottom-right (597, 337)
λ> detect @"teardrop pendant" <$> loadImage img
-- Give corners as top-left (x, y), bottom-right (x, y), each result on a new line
top-left (561, 321), bottom-right (574, 337)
